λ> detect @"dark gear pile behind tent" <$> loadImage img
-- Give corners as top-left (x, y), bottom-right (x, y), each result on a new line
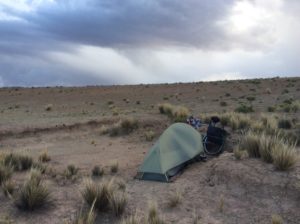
top-left (137, 123), bottom-right (204, 182)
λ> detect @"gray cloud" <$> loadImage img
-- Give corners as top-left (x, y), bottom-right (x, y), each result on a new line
top-left (0, 0), bottom-right (299, 86)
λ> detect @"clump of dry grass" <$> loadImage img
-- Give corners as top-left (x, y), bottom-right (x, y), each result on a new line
top-left (116, 178), bottom-right (126, 191)
top-left (110, 192), bottom-right (128, 217)
top-left (106, 118), bottom-right (139, 137)
top-left (238, 130), bottom-right (298, 170)
top-left (38, 150), bottom-right (51, 162)
top-left (121, 212), bottom-right (142, 224)
top-left (259, 133), bottom-right (277, 163)
top-left (172, 106), bottom-right (190, 122)
top-left (32, 162), bottom-right (47, 174)
top-left (65, 164), bottom-right (79, 179)
top-left (158, 103), bottom-right (190, 122)
top-left (3, 153), bottom-right (33, 171)
top-left (277, 118), bottom-right (292, 129)
top-left (233, 147), bottom-right (247, 160)
top-left (146, 201), bottom-right (166, 224)
top-left (167, 189), bottom-right (182, 208)
top-left (272, 142), bottom-right (298, 171)
top-left (271, 214), bottom-right (283, 224)
top-left (92, 165), bottom-right (104, 177)
top-left (15, 168), bottom-right (50, 211)
top-left (45, 104), bottom-right (53, 111)
top-left (145, 130), bottom-right (155, 141)
top-left (71, 201), bottom-right (96, 224)
top-left (2, 180), bottom-right (14, 197)
top-left (81, 179), bottom-right (114, 211)
top-left (218, 195), bottom-right (224, 213)
top-left (110, 161), bottom-right (119, 174)
top-left (0, 164), bottom-right (13, 185)
top-left (238, 131), bottom-right (260, 158)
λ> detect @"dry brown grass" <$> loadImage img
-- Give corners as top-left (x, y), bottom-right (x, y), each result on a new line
top-left (271, 214), bottom-right (283, 224)
top-left (3, 153), bottom-right (33, 171)
top-left (15, 168), bottom-right (50, 211)
top-left (167, 189), bottom-right (182, 208)
top-left (70, 201), bottom-right (96, 224)
top-left (110, 192), bottom-right (128, 217)
top-left (92, 165), bottom-right (104, 177)
top-left (146, 201), bottom-right (166, 224)
top-left (38, 150), bottom-right (51, 163)
top-left (145, 130), bottom-right (155, 141)
top-left (158, 103), bottom-right (189, 122)
top-left (81, 179), bottom-right (114, 211)
top-left (121, 212), bottom-right (142, 224)
top-left (0, 164), bottom-right (13, 185)
top-left (110, 161), bottom-right (119, 174)
top-left (238, 131), bottom-right (261, 158)
top-left (272, 142), bottom-right (298, 171)
top-left (2, 180), bottom-right (14, 197)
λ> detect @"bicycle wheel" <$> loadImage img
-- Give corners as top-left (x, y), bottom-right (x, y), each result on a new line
top-left (203, 135), bottom-right (224, 155)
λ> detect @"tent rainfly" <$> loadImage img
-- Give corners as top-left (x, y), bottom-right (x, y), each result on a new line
top-left (137, 123), bottom-right (204, 182)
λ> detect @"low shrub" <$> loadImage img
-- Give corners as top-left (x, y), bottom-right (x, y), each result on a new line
top-left (92, 165), bottom-right (104, 177)
top-left (15, 169), bottom-right (50, 211)
top-left (235, 104), bottom-right (254, 113)
top-left (220, 101), bottom-right (227, 107)
top-left (3, 153), bottom-right (33, 171)
top-left (278, 118), bottom-right (292, 129)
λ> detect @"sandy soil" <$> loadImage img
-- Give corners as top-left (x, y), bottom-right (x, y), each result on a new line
top-left (0, 77), bottom-right (300, 223)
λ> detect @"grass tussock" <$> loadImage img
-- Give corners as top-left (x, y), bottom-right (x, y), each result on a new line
top-left (238, 131), bottom-right (298, 170)
top-left (3, 153), bottom-right (33, 171)
top-left (106, 118), bottom-right (139, 137)
top-left (81, 179), bottom-right (114, 211)
top-left (15, 168), bottom-right (50, 211)
top-left (272, 142), bottom-right (298, 171)
top-left (158, 103), bottom-right (190, 122)
top-left (121, 212), bottom-right (142, 224)
top-left (271, 214), bottom-right (283, 224)
top-left (233, 147), bottom-right (247, 160)
top-left (65, 164), bottom-right (79, 179)
top-left (238, 131), bottom-right (261, 158)
top-left (110, 161), bottom-right (119, 174)
top-left (235, 104), bottom-right (254, 113)
top-left (167, 189), bottom-right (182, 208)
top-left (38, 150), bottom-right (51, 163)
top-left (146, 201), bottom-right (166, 224)
top-left (110, 192), bottom-right (128, 217)
top-left (277, 118), bottom-right (292, 129)
top-left (71, 201), bottom-right (96, 224)
top-left (92, 165), bottom-right (104, 177)
top-left (145, 130), bottom-right (155, 141)
top-left (2, 180), bottom-right (14, 197)
top-left (0, 164), bottom-right (13, 185)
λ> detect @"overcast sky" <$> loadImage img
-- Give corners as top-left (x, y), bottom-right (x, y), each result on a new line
top-left (0, 0), bottom-right (299, 86)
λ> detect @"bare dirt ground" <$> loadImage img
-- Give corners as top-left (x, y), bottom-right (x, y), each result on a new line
top-left (0, 77), bottom-right (300, 223)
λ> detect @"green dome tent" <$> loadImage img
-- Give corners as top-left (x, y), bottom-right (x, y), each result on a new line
top-left (137, 123), bottom-right (204, 182)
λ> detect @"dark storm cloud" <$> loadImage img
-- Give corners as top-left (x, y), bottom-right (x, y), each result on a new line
top-left (0, 0), bottom-right (237, 56)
